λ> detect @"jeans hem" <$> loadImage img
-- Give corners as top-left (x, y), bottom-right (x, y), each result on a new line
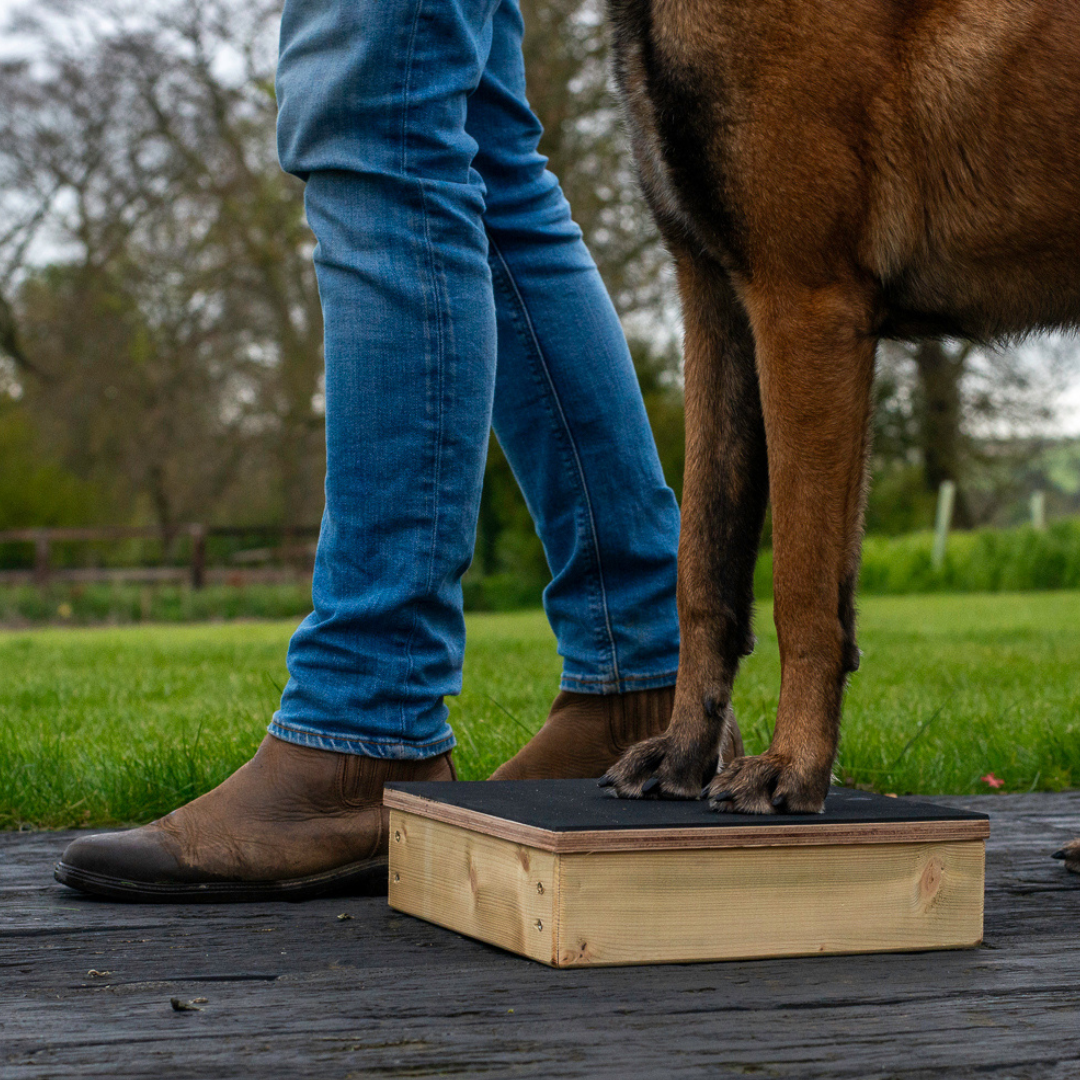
top-left (268, 716), bottom-right (457, 760)
top-left (559, 669), bottom-right (679, 695)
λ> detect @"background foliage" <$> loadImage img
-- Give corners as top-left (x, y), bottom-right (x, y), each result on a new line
top-left (0, 0), bottom-right (1077, 587)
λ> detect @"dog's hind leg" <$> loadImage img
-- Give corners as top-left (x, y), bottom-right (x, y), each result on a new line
top-left (602, 252), bottom-right (768, 798)
top-left (705, 281), bottom-right (877, 813)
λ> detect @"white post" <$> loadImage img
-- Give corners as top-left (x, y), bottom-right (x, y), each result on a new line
top-left (932, 480), bottom-right (956, 570)
top-left (1031, 490), bottom-right (1046, 531)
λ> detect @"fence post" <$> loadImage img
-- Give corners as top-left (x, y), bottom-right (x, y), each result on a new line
top-left (932, 480), bottom-right (956, 571)
top-left (33, 530), bottom-right (51, 587)
top-left (190, 525), bottom-right (207, 590)
top-left (1030, 490), bottom-right (1046, 531)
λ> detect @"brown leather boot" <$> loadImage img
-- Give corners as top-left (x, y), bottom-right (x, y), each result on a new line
top-left (54, 734), bottom-right (454, 902)
top-left (489, 686), bottom-right (744, 781)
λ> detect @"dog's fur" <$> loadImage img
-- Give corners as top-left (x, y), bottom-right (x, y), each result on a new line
top-left (601, 0), bottom-right (1080, 857)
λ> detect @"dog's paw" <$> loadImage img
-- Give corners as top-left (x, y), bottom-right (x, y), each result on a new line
top-left (599, 727), bottom-right (724, 800)
top-left (703, 753), bottom-right (829, 815)
top-left (1052, 839), bottom-right (1080, 873)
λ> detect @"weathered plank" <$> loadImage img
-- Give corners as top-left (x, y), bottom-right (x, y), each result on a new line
top-left (3, 792), bottom-right (1080, 1079)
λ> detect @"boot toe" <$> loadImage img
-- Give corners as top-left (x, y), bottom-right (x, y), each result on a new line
top-left (56, 828), bottom-right (188, 892)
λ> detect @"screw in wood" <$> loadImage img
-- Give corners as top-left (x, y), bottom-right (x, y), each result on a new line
top-left (393, 873), bottom-right (400, 883)
top-left (535, 920), bottom-right (543, 931)
top-left (394, 830), bottom-right (401, 842)
top-left (536, 882), bottom-right (544, 894)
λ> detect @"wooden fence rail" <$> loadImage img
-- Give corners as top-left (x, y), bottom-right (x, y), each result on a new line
top-left (0, 524), bottom-right (320, 589)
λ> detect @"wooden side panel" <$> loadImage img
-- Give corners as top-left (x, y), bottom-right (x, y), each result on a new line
top-left (553, 841), bottom-right (985, 967)
top-left (388, 810), bottom-right (558, 965)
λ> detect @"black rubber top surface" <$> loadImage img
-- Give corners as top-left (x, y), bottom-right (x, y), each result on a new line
top-left (384, 780), bottom-right (989, 833)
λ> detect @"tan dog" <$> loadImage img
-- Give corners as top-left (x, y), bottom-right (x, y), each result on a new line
top-left (599, 0), bottom-right (1080, 867)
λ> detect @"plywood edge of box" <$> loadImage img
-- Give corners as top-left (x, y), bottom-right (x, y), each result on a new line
top-left (387, 808), bottom-right (986, 968)
top-left (382, 788), bottom-right (990, 852)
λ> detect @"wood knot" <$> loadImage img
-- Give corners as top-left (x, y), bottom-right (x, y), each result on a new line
top-left (919, 856), bottom-right (944, 906)
top-left (561, 940), bottom-right (593, 964)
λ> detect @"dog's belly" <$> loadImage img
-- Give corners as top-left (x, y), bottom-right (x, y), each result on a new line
top-left (869, 169), bottom-right (1080, 341)
top-left (878, 251), bottom-right (1080, 342)
top-left (861, 5), bottom-right (1080, 339)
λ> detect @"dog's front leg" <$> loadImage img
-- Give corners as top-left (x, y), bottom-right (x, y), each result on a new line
top-left (705, 281), bottom-right (876, 814)
top-left (603, 252), bottom-right (768, 798)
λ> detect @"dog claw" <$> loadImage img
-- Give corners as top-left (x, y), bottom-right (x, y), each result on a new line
top-left (771, 795), bottom-right (787, 810)
top-left (641, 777), bottom-right (661, 795)
top-left (711, 790), bottom-right (734, 803)
top-left (597, 775), bottom-right (615, 789)
top-left (700, 786), bottom-right (712, 799)
top-left (1053, 849), bottom-right (1067, 860)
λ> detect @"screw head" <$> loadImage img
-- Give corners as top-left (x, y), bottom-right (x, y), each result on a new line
top-left (393, 872), bottom-right (400, 883)
top-left (394, 830), bottom-right (401, 842)
top-left (536, 882), bottom-right (544, 894)
top-left (535, 920), bottom-right (543, 932)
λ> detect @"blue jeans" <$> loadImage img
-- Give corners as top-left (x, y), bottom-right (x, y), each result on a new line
top-left (270, 0), bottom-right (680, 759)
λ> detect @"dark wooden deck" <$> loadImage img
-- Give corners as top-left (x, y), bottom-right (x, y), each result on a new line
top-left (5, 793), bottom-right (1080, 1079)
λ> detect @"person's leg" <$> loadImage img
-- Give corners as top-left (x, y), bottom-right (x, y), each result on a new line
top-left (269, 0), bottom-right (503, 760)
top-left (472, 1), bottom-right (741, 778)
top-left (55, 0), bottom-right (502, 900)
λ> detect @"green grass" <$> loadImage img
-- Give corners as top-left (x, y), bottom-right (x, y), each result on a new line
top-left (2, 594), bottom-right (1079, 829)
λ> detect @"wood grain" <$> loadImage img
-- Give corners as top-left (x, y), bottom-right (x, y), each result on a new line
top-left (552, 841), bottom-right (985, 966)
top-left (388, 811), bottom-right (557, 965)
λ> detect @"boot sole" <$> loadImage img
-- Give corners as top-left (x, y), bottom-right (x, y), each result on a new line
top-left (53, 857), bottom-right (389, 903)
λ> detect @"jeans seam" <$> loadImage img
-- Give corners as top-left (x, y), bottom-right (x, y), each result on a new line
top-left (400, 0), bottom-right (424, 176)
top-left (399, 0), bottom-right (446, 742)
top-left (487, 233), bottom-right (621, 685)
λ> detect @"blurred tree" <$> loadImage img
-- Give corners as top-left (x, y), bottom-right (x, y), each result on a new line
top-left (0, 402), bottom-right (100, 530)
top-left (0, 0), bottom-right (323, 532)
top-left (16, 261), bottom-right (242, 533)
top-left (873, 339), bottom-right (1079, 530)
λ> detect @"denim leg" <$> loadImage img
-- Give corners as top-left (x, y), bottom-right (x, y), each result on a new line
top-left (271, 0), bottom-right (502, 757)
top-left (470, 3), bottom-right (681, 693)
top-left (270, 0), bottom-right (679, 759)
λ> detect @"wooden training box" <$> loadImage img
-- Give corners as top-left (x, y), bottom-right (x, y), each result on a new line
top-left (385, 780), bottom-right (989, 968)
